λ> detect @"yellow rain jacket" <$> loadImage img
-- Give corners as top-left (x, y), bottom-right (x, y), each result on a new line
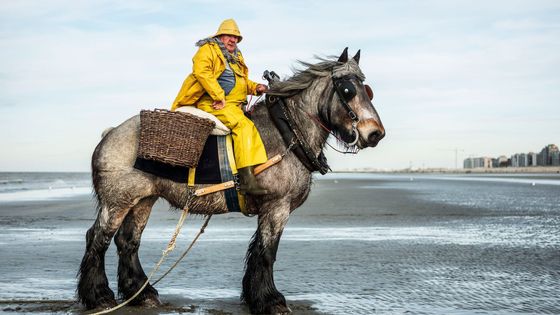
top-left (171, 41), bottom-right (267, 169)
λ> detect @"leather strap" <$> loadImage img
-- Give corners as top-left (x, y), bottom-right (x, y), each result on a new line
top-left (266, 95), bottom-right (330, 174)
top-left (193, 154), bottom-right (283, 197)
top-left (254, 154), bottom-right (282, 175)
top-left (194, 180), bottom-right (235, 197)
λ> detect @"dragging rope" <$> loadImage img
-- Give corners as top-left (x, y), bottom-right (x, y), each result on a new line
top-left (153, 214), bottom-right (212, 285)
top-left (89, 206), bottom-right (211, 315)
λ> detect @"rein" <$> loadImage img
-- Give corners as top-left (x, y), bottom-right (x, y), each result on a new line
top-left (298, 106), bottom-right (360, 155)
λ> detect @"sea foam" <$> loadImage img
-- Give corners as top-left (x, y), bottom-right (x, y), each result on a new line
top-left (0, 186), bottom-right (91, 202)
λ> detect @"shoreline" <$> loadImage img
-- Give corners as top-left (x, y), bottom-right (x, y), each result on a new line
top-left (2, 167), bottom-right (560, 175)
top-left (336, 166), bottom-right (560, 174)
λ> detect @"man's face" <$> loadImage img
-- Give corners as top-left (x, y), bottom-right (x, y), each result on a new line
top-left (219, 34), bottom-right (239, 53)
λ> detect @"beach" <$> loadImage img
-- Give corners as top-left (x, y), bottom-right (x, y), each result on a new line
top-left (0, 172), bottom-right (559, 314)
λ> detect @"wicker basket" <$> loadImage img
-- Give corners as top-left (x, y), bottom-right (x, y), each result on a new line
top-left (138, 109), bottom-right (215, 167)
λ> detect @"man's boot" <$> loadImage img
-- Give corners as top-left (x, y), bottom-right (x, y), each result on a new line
top-left (237, 166), bottom-right (268, 195)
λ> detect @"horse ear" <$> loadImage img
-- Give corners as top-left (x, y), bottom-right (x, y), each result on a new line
top-left (353, 49), bottom-right (361, 64)
top-left (338, 47), bottom-right (349, 63)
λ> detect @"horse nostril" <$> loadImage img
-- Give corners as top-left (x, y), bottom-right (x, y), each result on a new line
top-left (368, 130), bottom-right (384, 145)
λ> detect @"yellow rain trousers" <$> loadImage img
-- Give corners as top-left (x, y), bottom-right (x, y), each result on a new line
top-left (196, 83), bottom-right (267, 168)
top-left (172, 42), bottom-right (267, 169)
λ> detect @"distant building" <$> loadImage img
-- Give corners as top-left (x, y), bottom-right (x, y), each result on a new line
top-left (481, 157), bottom-right (492, 168)
top-left (497, 155), bottom-right (509, 167)
top-left (463, 157), bottom-right (492, 169)
top-left (511, 154), bottom-right (519, 167)
top-left (552, 150), bottom-right (560, 166)
top-left (511, 153), bottom-right (528, 167)
top-left (538, 144), bottom-right (559, 166)
top-left (528, 152), bottom-right (537, 166)
top-left (537, 151), bottom-right (546, 166)
top-left (517, 153), bottom-right (528, 167)
top-left (464, 144), bottom-right (558, 169)
top-left (463, 158), bottom-right (473, 169)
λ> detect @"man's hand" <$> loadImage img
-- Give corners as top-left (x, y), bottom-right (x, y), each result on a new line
top-left (212, 99), bottom-right (226, 110)
top-left (256, 84), bottom-right (268, 95)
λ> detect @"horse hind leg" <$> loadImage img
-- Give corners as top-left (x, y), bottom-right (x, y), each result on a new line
top-left (242, 203), bottom-right (291, 314)
top-left (77, 203), bottom-right (131, 310)
top-left (114, 196), bottom-right (160, 307)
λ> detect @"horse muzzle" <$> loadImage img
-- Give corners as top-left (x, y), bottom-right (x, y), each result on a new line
top-left (357, 119), bottom-right (385, 148)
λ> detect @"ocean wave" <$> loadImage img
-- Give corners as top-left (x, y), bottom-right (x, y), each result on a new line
top-left (153, 225), bottom-right (558, 247)
top-left (0, 179), bottom-right (24, 185)
top-left (0, 173), bottom-right (91, 194)
top-left (421, 175), bottom-right (560, 186)
top-left (0, 186), bottom-right (91, 202)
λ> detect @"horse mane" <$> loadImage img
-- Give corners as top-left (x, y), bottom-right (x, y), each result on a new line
top-left (267, 56), bottom-right (365, 97)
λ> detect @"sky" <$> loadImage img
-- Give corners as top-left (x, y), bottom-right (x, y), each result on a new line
top-left (0, 0), bottom-right (559, 172)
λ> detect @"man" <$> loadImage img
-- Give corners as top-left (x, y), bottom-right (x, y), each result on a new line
top-left (171, 19), bottom-right (268, 195)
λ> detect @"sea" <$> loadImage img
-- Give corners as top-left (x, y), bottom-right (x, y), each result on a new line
top-left (0, 172), bottom-right (91, 202)
top-left (0, 172), bottom-right (558, 314)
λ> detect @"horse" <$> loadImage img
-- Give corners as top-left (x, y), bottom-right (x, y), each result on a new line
top-left (77, 48), bottom-right (385, 314)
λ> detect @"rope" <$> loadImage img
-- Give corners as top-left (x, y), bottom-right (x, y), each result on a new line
top-left (246, 94), bottom-right (264, 114)
top-left (152, 214), bottom-right (212, 285)
top-left (88, 206), bottom-right (194, 315)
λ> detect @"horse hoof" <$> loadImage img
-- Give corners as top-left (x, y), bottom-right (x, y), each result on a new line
top-left (91, 298), bottom-right (117, 311)
top-left (140, 295), bottom-right (162, 308)
top-left (269, 304), bottom-right (292, 314)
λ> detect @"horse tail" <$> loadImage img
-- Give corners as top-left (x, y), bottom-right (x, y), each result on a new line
top-left (91, 128), bottom-right (112, 214)
top-left (91, 148), bottom-right (103, 214)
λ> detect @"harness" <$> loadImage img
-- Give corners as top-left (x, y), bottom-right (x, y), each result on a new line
top-left (265, 70), bottom-right (363, 174)
top-left (332, 74), bottom-right (361, 146)
top-left (266, 94), bottom-right (330, 174)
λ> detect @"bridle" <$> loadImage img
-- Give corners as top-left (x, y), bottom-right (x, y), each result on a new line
top-left (332, 73), bottom-right (362, 147)
top-left (264, 69), bottom-right (374, 174)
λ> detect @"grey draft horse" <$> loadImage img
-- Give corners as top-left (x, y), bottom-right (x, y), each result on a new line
top-left (77, 48), bottom-right (385, 314)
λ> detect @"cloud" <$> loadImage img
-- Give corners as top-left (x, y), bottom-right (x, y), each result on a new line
top-left (0, 0), bottom-right (559, 171)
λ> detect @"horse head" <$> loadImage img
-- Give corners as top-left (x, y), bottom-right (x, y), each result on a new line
top-left (327, 47), bottom-right (385, 149)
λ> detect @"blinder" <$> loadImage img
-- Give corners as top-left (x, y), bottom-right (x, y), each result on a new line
top-left (332, 75), bottom-right (361, 122)
top-left (334, 78), bottom-right (357, 102)
top-left (331, 74), bottom-right (374, 147)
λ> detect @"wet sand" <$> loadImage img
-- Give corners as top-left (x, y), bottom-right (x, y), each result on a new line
top-left (0, 174), bottom-right (558, 314)
top-left (0, 190), bottom-right (327, 314)
top-left (0, 297), bottom-right (320, 314)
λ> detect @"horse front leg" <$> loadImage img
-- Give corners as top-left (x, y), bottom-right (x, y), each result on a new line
top-left (77, 204), bottom-right (130, 310)
top-left (242, 202), bottom-right (291, 314)
top-left (114, 196), bottom-right (160, 307)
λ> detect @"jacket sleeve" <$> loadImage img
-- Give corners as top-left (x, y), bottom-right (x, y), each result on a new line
top-left (192, 45), bottom-right (225, 101)
top-left (246, 79), bottom-right (259, 96)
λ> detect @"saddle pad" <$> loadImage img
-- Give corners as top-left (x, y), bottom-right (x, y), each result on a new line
top-left (134, 135), bottom-right (222, 184)
top-left (134, 135), bottom-right (243, 213)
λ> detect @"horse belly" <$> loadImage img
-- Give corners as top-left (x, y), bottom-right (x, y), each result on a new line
top-left (188, 190), bottom-right (230, 215)
top-left (157, 180), bottom-right (231, 215)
